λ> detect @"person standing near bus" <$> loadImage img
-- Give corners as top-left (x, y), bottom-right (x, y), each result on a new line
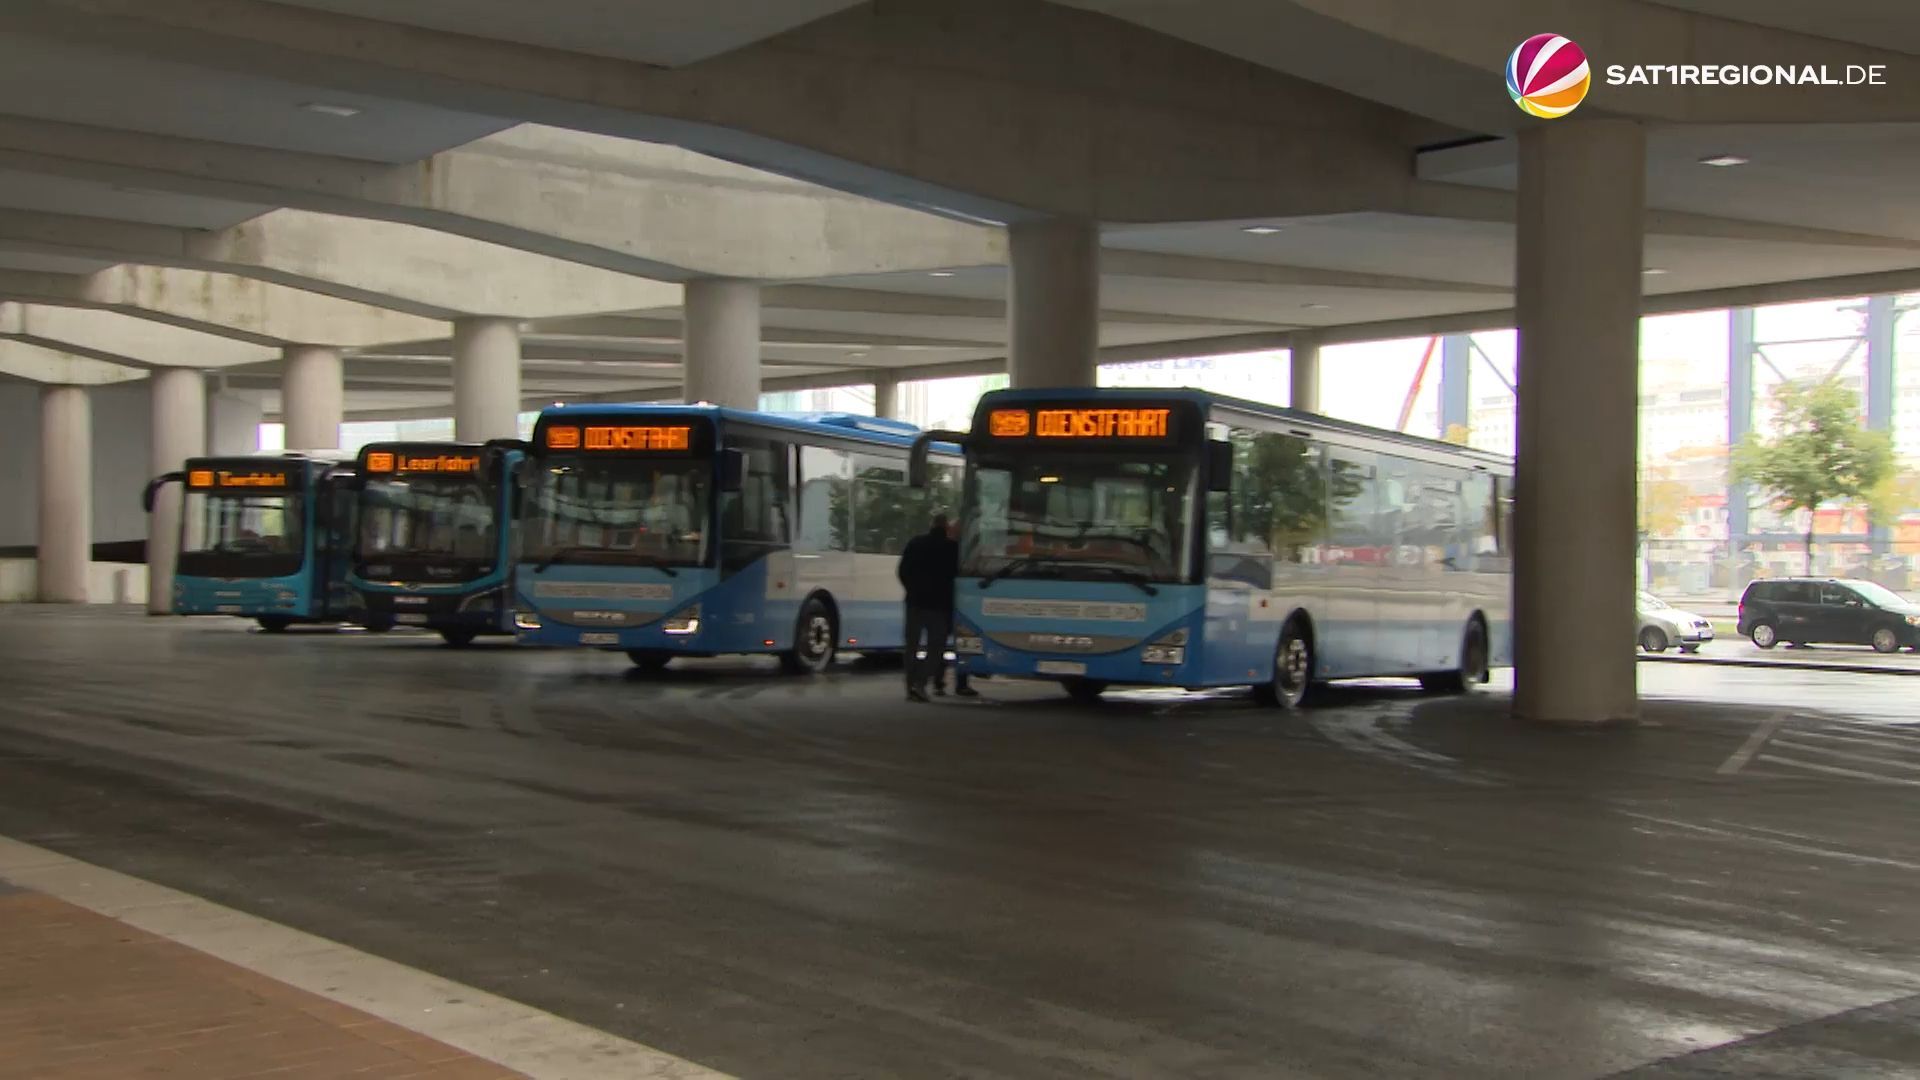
top-left (898, 514), bottom-right (967, 703)
top-left (933, 517), bottom-right (976, 698)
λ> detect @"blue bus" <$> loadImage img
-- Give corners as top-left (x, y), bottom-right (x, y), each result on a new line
top-left (143, 453), bottom-right (361, 631)
top-left (513, 405), bottom-right (961, 672)
top-left (349, 440), bottom-right (524, 646)
top-left (912, 388), bottom-right (1513, 705)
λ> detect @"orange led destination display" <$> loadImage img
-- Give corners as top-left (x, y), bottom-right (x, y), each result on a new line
top-left (545, 425), bottom-right (694, 451)
top-left (365, 450), bottom-right (481, 475)
top-left (187, 468), bottom-right (291, 490)
top-left (987, 407), bottom-right (1172, 440)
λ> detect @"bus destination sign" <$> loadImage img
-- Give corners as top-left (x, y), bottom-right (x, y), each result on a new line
top-left (364, 450), bottom-right (483, 475)
top-left (544, 425), bottom-right (694, 452)
top-left (986, 406), bottom-right (1173, 441)
top-left (186, 468), bottom-right (292, 490)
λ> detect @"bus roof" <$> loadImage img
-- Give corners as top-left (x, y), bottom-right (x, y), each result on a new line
top-left (187, 450), bottom-right (352, 467)
top-left (533, 403), bottom-right (952, 452)
top-left (977, 386), bottom-right (1512, 467)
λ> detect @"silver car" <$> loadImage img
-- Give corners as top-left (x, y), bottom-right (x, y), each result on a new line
top-left (1637, 591), bottom-right (1713, 653)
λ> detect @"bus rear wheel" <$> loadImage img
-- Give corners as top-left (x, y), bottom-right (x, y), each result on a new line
top-left (256, 616), bottom-right (292, 633)
top-left (779, 598), bottom-right (838, 675)
top-left (627, 649), bottom-right (672, 673)
top-left (440, 629), bottom-right (477, 648)
top-left (1421, 618), bottom-right (1488, 694)
top-left (1254, 621), bottom-right (1316, 709)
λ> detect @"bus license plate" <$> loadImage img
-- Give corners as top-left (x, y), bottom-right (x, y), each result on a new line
top-left (580, 632), bottom-right (620, 645)
top-left (396, 614), bottom-right (429, 625)
top-left (1037, 660), bottom-right (1086, 676)
top-left (216, 605), bottom-right (243, 614)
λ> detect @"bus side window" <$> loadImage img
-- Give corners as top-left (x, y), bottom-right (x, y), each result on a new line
top-left (797, 446), bottom-right (851, 553)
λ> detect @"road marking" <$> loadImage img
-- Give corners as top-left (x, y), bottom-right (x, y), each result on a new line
top-left (1756, 754), bottom-right (1920, 789)
top-left (0, 835), bottom-right (729, 1080)
top-left (1770, 739), bottom-right (1920, 773)
top-left (1787, 729), bottom-right (1920, 754)
top-left (1621, 811), bottom-right (1920, 871)
top-left (1717, 711), bottom-right (1786, 775)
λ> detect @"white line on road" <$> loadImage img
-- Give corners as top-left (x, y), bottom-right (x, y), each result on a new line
top-left (0, 835), bottom-right (730, 1080)
top-left (1620, 811), bottom-right (1920, 871)
top-left (1718, 712), bottom-right (1786, 775)
top-left (1770, 739), bottom-right (1920, 773)
top-left (1756, 754), bottom-right (1920, 789)
top-left (1788, 729), bottom-right (1920, 754)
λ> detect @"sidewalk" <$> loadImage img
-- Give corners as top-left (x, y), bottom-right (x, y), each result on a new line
top-left (0, 881), bottom-right (520, 1080)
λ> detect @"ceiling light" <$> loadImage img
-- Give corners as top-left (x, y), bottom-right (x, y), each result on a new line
top-left (1642, 267), bottom-right (1668, 275)
top-left (927, 271), bottom-right (955, 278)
top-left (1303, 303), bottom-right (1331, 311)
top-left (1698, 154), bottom-right (1748, 167)
top-left (300, 102), bottom-right (363, 118)
top-left (1242, 225), bottom-right (1284, 235)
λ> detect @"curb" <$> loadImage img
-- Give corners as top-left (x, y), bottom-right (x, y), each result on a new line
top-left (1638, 654), bottom-right (1920, 678)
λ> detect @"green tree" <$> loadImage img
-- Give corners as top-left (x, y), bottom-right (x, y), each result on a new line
top-left (1731, 378), bottom-right (1894, 575)
top-left (1638, 465), bottom-right (1690, 542)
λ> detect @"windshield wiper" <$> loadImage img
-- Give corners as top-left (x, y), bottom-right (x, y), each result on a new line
top-left (1070, 565), bottom-right (1161, 596)
top-left (978, 556), bottom-right (1047, 589)
top-left (532, 546), bottom-right (680, 576)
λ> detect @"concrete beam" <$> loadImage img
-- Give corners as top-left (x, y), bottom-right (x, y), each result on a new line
top-left (0, 207), bottom-right (682, 319)
top-left (0, 109), bottom-right (1004, 278)
top-left (20, 0), bottom-right (1424, 222)
top-left (0, 338), bottom-right (146, 384)
top-left (0, 302), bottom-right (275, 368)
top-left (0, 265), bottom-right (444, 346)
top-left (1101, 249), bottom-right (1511, 294)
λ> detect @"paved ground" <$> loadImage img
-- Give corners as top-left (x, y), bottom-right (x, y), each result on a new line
top-left (1, 607), bottom-right (1918, 1079)
top-left (1644, 635), bottom-right (1920, 676)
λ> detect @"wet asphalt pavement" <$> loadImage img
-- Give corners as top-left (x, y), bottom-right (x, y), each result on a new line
top-left (0, 606), bottom-right (1917, 1079)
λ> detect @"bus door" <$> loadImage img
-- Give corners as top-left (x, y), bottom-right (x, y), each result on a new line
top-left (313, 467), bottom-right (361, 618)
top-left (1319, 449), bottom-right (1381, 677)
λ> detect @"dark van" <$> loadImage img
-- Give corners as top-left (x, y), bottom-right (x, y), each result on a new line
top-left (1737, 578), bottom-right (1920, 653)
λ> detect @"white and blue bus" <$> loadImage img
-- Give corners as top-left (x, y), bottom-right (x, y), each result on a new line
top-left (513, 405), bottom-right (962, 672)
top-left (349, 440), bottom-right (525, 646)
top-left (912, 388), bottom-right (1513, 705)
top-left (144, 453), bottom-right (361, 631)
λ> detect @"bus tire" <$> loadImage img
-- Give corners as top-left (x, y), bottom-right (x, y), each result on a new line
top-left (440, 629), bottom-right (478, 648)
top-left (1255, 619), bottom-right (1316, 709)
top-left (626, 649), bottom-right (672, 673)
top-left (256, 616), bottom-right (292, 633)
top-left (779, 596), bottom-right (838, 675)
top-left (1062, 678), bottom-right (1107, 703)
top-left (1421, 617), bottom-right (1488, 694)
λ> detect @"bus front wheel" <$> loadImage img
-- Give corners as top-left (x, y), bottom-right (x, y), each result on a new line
top-left (1062, 678), bottom-right (1107, 703)
top-left (779, 598), bottom-right (838, 675)
top-left (627, 649), bottom-right (672, 673)
top-left (256, 616), bottom-right (292, 633)
top-left (1421, 618), bottom-right (1488, 694)
top-left (440, 629), bottom-right (477, 648)
top-left (1255, 622), bottom-right (1316, 709)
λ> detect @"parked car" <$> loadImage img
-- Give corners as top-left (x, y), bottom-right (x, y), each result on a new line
top-left (1736, 578), bottom-right (1920, 654)
top-left (1636, 591), bottom-right (1713, 653)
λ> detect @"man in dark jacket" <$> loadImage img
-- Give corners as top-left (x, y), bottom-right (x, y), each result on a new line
top-left (897, 514), bottom-right (968, 702)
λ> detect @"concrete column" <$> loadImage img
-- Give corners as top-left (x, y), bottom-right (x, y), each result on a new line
top-left (682, 280), bottom-right (761, 410)
top-left (453, 317), bottom-right (522, 441)
top-left (147, 369), bottom-right (206, 615)
top-left (208, 391), bottom-right (264, 456)
top-left (1008, 218), bottom-right (1099, 388)
top-left (38, 385), bottom-right (91, 603)
top-left (872, 377), bottom-right (899, 421)
top-left (1289, 334), bottom-right (1321, 412)
top-left (1513, 119), bottom-right (1645, 725)
top-left (281, 345), bottom-right (343, 451)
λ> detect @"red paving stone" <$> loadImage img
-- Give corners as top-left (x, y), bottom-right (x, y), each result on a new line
top-left (0, 891), bottom-right (524, 1079)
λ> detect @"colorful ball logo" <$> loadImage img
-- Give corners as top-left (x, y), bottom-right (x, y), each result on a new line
top-left (1507, 34), bottom-right (1590, 119)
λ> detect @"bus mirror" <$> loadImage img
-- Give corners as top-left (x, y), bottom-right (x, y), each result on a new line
top-left (718, 448), bottom-right (746, 493)
top-left (1207, 440), bottom-right (1234, 492)
top-left (141, 472), bottom-right (185, 513)
top-left (908, 429), bottom-right (968, 488)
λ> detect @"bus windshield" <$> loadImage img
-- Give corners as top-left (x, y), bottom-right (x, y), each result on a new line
top-left (962, 451), bottom-right (1196, 583)
top-left (524, 456), bottom-right (711, 568)
top-left (181, 491), bottom-right (306, 578)
top-left (358, 476), bottom-right (497, 567)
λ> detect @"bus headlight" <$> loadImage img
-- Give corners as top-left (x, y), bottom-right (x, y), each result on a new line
top-left (1141, 627), bottom-right (1188, 666)
top-left (514, 609), bottom-right (542, 630)
top-left (662, 604), bottom-right (701, 635)
top-left (1906, 615), bottom-right (1920, 627)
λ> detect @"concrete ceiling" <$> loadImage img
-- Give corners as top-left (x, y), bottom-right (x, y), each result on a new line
top-left (1648, 0), bottom-right (1920, 55)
